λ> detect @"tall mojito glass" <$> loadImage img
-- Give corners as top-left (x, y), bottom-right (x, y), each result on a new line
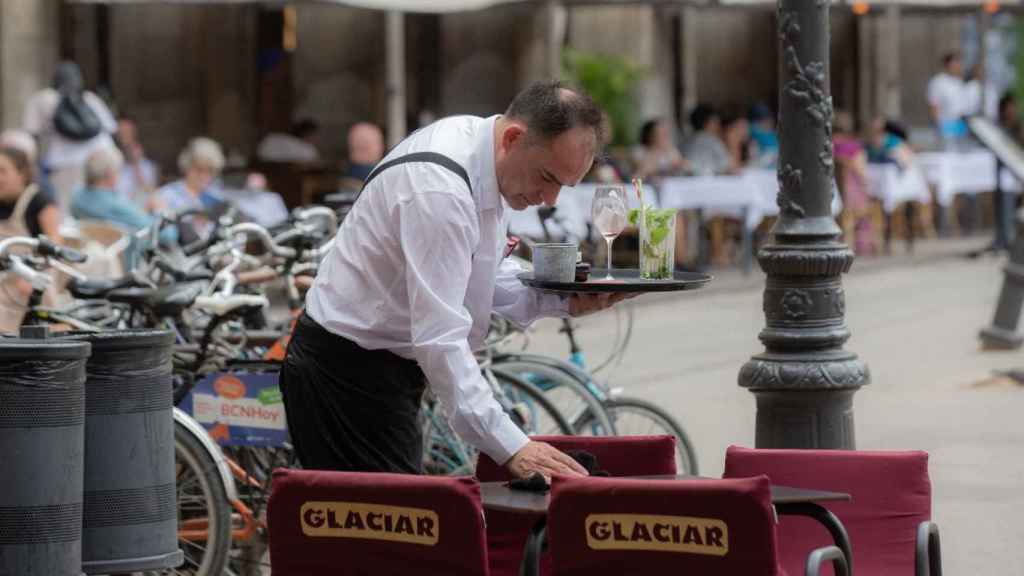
top-left (631, 207), bottom-right (677, 279)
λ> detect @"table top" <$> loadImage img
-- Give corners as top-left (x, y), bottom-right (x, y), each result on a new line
top-left (480, 475), bottom-right (851, 515)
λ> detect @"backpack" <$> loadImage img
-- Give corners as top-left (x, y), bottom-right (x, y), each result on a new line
top-left (53, 91), bottom-right (103, 141)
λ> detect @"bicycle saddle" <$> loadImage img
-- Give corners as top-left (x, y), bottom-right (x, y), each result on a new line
top-left (107, 282), bottom-right (203, 317)
top-left (67, 276), bottom-right (145, 299)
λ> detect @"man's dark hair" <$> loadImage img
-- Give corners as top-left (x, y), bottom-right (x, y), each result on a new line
top-left (942, 52), bottom-right (960, 67)
top-left (999, 91), bottom-right (1017, 119)
top-left (690, 103), bottom-right (719, 132)
top-left (505, 80), bottom-right (603, 145)
top-left (291, 118), bottom-right (319, 139)
top-left (639, 119), bottom-right (661, 147)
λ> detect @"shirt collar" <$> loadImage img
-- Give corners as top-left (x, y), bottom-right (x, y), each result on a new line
top-left (475, 115), bottom-right (501, 213)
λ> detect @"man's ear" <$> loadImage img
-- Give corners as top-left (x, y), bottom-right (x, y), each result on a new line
top-left (501, 122), bottom-right (528, 153)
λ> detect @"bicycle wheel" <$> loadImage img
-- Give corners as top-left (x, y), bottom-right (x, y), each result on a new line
top-left (600, 396), bottom-right (699, 475)
top-left (163, 421), bottom-right (233, 576)
top-left (420, 371), bottom-right (573, 476)
top-left (224, 445), bottom-right (299, 576)
top-left (490, 367), bottom-right (574, 436)
top-left (492, 356), bottom-right (616, 436)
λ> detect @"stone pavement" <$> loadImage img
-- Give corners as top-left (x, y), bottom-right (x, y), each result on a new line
top-left (521, 235), bottom-right (1024, 574)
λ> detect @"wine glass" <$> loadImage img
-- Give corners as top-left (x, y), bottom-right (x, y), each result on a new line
top-left (592, 186), bottom-right (628, 280)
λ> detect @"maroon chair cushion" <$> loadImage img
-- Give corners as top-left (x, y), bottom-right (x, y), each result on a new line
top-left (548, 475), bottom-right (779, 576)
top-left (268, 468), bottom-right (489, 575)
top-left (723, 445), bottom-right (931, 576)
top-left (476, 435), bottom-right (677, 576)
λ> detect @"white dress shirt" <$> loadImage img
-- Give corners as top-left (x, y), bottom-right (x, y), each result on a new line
top-left (306, 114), bottom-right (570, 465)
top-left (927, 72), bottom-right (967, 124)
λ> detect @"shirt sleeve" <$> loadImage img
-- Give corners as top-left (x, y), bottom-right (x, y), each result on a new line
top-left (493, 256), bottom-right (570, 327)
top-left (400, 189), bottom-right (529, 465)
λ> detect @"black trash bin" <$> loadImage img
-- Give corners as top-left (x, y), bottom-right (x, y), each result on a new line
top-left (0, 326), bottom-right (90, 576)
top-left (62, 329), bottom-right (183, 574)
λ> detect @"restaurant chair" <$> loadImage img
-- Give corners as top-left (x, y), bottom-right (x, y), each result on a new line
top-left (723, 445), bottom-right (941, 576)
top-left (475, 435), bottom-right (677, 576)
top-left (267, 468), bottom-right (489, 575)
top-left (545, 475), bottom-right (847, 576)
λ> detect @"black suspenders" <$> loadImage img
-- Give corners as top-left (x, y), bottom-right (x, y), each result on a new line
top-left (359, 151), bottom-right (472, 196)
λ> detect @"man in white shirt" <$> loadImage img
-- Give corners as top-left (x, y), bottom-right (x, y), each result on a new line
top-left (927, 52), bottom-right (968, 144)
top-left (283, 81), bottom-right (625, 478)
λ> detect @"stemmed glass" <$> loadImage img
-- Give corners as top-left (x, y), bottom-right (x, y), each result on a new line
top-left (592, 186), bottom-right (628, 280)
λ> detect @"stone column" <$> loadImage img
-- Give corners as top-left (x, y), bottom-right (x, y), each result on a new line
top-left (0, 0), bottom-right (60, 129)
top-left (738, 0), bottom-right (870, 450)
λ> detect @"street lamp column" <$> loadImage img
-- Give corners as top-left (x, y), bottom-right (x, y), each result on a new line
top-left (738, 0), bottom-right (870, 449)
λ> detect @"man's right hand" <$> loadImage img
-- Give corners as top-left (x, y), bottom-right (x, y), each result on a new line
top-left (505, 441), bottom-right (589, 480)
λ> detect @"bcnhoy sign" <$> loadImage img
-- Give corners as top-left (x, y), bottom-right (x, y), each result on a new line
top-left (585, 514), bottom-right (729, 556)
top-left (181, 371), bottom-right (288, 447)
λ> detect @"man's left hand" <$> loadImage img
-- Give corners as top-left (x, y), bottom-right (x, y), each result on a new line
top-left (568, 292), bottom-right (637, 317)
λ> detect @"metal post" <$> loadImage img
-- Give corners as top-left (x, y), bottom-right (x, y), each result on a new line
top-left (385, 10), bottom-right (406, 148)
top-left (738, 0), bottom-right (869, 450)
top-left (979, 211), bottom-right (1024, 350)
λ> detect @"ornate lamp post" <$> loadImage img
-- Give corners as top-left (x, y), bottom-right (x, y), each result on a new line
top-left (738, 0), bottom-right (870, 449)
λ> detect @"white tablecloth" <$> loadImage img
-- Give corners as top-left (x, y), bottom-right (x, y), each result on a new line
top-left (863, 164), bottom-right (931, 213)
top-left (506, 183), bottom-right (658, 241)
top-left (659, 169), bottom-right (841, 231)
top-left (916, 150), bottom-right (1024, 206)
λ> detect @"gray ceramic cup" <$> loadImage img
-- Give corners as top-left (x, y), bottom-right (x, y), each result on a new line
top-left (532, 243), bottom-right (577, 283)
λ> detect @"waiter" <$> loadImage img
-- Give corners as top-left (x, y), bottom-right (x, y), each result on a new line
top-left (281, 81), bottom-right (628, 480)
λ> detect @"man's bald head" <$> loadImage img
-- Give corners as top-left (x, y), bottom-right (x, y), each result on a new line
top-left (347, 122), bottom-right (384, 166)
top-left (505, 80), bottom-right (603, 149)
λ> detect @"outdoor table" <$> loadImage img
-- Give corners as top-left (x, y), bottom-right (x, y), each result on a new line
top-left (481, 475), bottom-right (853, 576)
top-left (864, 163), bottom-right (931, 214)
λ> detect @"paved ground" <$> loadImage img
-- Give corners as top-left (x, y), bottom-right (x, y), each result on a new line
top-left (519, 235), bottom-right (1024, 574)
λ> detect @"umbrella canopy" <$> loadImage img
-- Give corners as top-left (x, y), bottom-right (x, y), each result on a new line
top-left (64, 0), bottom-right (520, 12)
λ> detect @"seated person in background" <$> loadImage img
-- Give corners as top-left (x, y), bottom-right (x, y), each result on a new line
top-left (0, 129), bottom-right (61, 207)
top-left (0, 146), bottom-right (62, 241)
top-left (681, 103), bottom-right (737, 175)
top-left (339, 121), bottom-right (385, 191)
top-left (0, 146), bottom-right (63, 331)
top-left (722, 114), bottom-right (753, 170)
top-left (748, 102), bottom-right (778, 166)
top-left (114, 117), bottom-right (161, 212)
top-left (864, 115), bottom-right (913, 168)
top-left (256, 118), bottom-right (321, 164)
top-left (158, 137), bottom-right (228, 242)
top-left (72, 146), bottom-right (176, 265)
top-left (833, 110), bottom-right (877, 255)
top-left (73, 145), bottom-right (171, 236)
top-left (632, 118), bottom-right (689, 183)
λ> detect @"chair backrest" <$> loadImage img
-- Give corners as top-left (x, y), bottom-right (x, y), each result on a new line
top-left (475, 435), bottom-right (678, 482)
top-left (268, 469), bottom-right (489, 575)
top-left (548, 475), bottom-right (779, 576)
top-left (723, 445), bottom-right (931, 576)
top-left (475, 435), bottom-right (677, 576)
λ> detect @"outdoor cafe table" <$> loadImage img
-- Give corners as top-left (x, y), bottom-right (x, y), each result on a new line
top-left (481, 475), bottom-right (853, 576)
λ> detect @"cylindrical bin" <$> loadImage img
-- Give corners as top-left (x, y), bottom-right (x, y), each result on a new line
top-left (0, 326), bottom-right (91, 576)
top-left (61, 330), bottom-right (183, 574)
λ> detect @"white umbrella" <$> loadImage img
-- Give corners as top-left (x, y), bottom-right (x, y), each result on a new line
top-left (65, 0), bottom-right (521, 13)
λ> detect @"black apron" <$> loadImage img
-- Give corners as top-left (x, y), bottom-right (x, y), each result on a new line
top-left (280, 152), bottom-right (472, 474)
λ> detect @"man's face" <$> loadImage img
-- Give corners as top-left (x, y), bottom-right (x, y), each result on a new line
top-left (496, 123), bottom-right (595, 211)
top-left (947, 57), bottom-right (962, 77)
